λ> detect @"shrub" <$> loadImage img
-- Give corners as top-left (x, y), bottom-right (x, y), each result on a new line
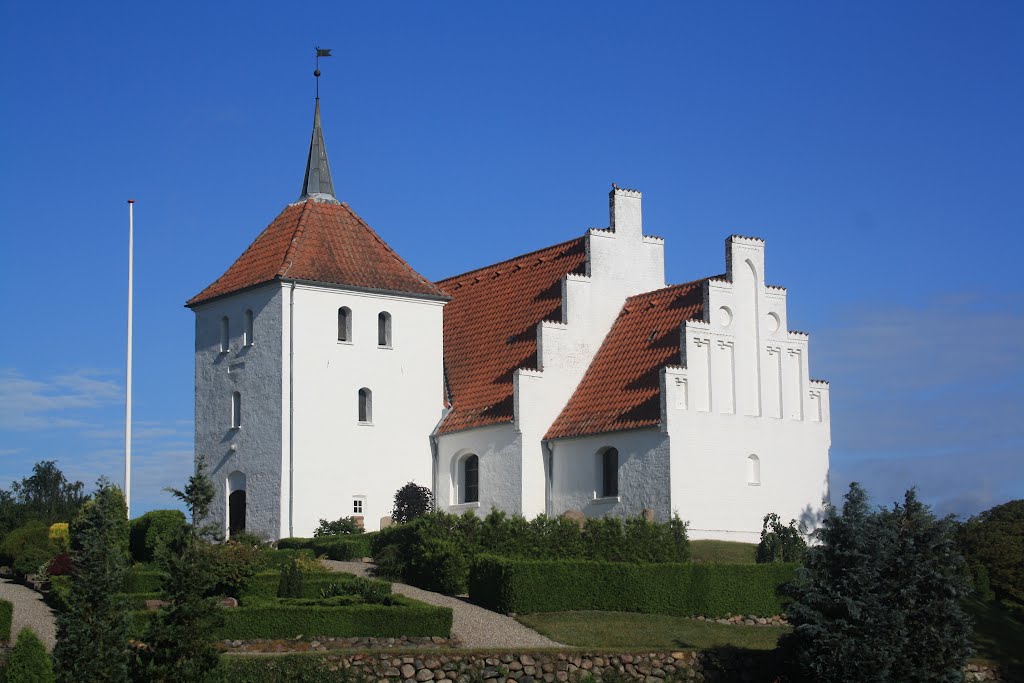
top-left (6, 628), bottom-right (54, 682)
top-left (45, 553), bottom-right (74, 577)
top-left (208, 541), bottom-right (265, 598)
top-left (54, 481), bottom-right (131, 683)
top-left (129, 510), bottom-right (186, 564)
top-left (243, 570), bottom-right (390, 599)
top-left (1, 521), bottom-right (54, 575)
top-left (47, 523), bottom-right (69, 553)
top-left (968, 563), bottom-right (995, 602)
top-left (277, 558), bottom-right (304, 598)
top-left (314, 516), bottom-right (364, 537)
top-left (0, 598), bottom-right (12, 642)
top-left (277, 535), bottom-right (372, 560)
top-left (469, 555), bottom-right (793, 616)
top-left (782, 484), bottom-right (972, 683)
top-left (407, 538), bottom-right (470, 594)
top-left (44, 576), bottom-right (70, 613)
top-left (959, 499), bottom-right (1024, 605)
top-left (755, 513), bottom-right (807, 564)
top-left (391, 482), bottom-right (434, 525)
top-left (228, 531), bottom-right (269, 547)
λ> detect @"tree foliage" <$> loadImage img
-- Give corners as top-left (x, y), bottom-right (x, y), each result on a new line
top-left (0, 461), bottom-right (88, 538)
top-left (755, 513), bottom-right (807, 563)
top-left (53, 480), bottom-right (130, 683)
top-left (313, 516), bottom-right (364, 537)
top-left (959, 499), bottom-right (1024, 605)
top-left (783, 483), bottom-right (973, 683)
top-left (132, 465), bottom-right (223, 682)
top-left (7, 628), bottom-right (55, 683)
top-left (391, 482), bottom-right (434, 525)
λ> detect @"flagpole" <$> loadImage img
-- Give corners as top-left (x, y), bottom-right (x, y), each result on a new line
top-left (125, 199), bottom-right (134, 519)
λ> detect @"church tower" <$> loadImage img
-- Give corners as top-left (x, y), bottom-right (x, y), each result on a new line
top-left (187, 96), bottom-right (447, 539)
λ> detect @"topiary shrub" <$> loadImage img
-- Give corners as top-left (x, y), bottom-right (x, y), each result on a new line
top-left (756, 513), bottom-right (807, 564)
top-left (277, 558), bottom-right (304, 598)
top-left (128, 509), bottom-right (186, 563)
top-left (6, 628), bottom-right (54, 682)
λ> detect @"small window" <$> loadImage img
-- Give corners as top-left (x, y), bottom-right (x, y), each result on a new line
top-left (243, 310), bottom-right (254, 346)
top-left (462, 454), bottom-right (479, 504)
top-left (353, 499), bottom-right (363, 514)
top-left (338, 307), bottom-right (351, 342)
top-left (378, 311), bottom-right (392, 347)
top-left (358, 388), bottom-right (372, 423)
top-left (747, 454), bottom-right (761, 486)
top-left (231, 391), bottom-right (241, 429)
top-left (601, 448), bottom-right (619, 497)
top-left (220, 316), bottom-right (229, 353)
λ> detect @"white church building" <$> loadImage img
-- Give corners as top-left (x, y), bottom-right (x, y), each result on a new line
top-left (188, 99), bottom-right (831, 542)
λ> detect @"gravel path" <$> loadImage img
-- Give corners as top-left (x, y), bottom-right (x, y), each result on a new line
top-left (322, 560), bottom-right (562, 648)
top-left (0, 579), bottom-right (57, 651)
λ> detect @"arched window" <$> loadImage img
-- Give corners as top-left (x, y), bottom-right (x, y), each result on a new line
top-left (600, 447), bottom-right (619, 497)
top-left (228, 471), bottom-right (246, 537)
top-left (220, 316), bottom-right (229, 353)
top-left (747, 454), bottom-right (761, 486)
top-left (461, 454), bottom-right (479, 504)
top-left (358, 388), bottom-right (372, 423)
top-left (338, 307), bottom-right (351, 342)
top-left (244, 309), bottom-right (254, 346)
top-left (231, 391), bottom-right (241, 429)
top-left (378, 311), bottom-right (392, 347)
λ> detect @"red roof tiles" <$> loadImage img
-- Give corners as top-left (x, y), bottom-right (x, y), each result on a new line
top-left (187, 199), bottom-right (443, 306)
top-left (436, 237), bottom-right (588, 434)
top-left (545, 278), bottom-right (712, 440)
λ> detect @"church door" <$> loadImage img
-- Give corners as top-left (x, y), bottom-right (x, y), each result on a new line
top-left (228, 490), bottom-right (247, 536)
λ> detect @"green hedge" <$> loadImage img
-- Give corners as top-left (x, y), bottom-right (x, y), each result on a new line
top-left (277, 535), bottom-right (373, 560)
top-left (128, 595), bottom-right (451, 640)
top-left (241, 571), bottom-right (391, 599)
top-left (128, 510), bottom-right (186, 563)
top-left (218, 654), bottom-right (344, 681)
top-left (0, 599), bottom-right (12, 642)
top-left (125, 569), bottom-right (165, 594)
top-left (469, 555), bottom-right (796, 617)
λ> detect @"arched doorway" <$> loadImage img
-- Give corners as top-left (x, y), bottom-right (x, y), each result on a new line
top-left (228, 471), bottom-right (246, 537)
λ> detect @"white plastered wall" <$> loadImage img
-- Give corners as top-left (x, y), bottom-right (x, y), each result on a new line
top-left (282, 282), bottom-right (446, 536)
top-left (434, 423), bottom-right (522, 516)
top-left (662, 236), bottom-right (831, 542)
top-left (435, 188), bottom-right (666, 519)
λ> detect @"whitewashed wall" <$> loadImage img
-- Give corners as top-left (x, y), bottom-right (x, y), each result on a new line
top-left (434, 423), bottom-right (522, 517)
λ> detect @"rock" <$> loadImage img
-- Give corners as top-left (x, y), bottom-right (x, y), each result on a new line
top-left (144, 599), bottom-right (169, 611)
top-left (219, 597), bottom-right (238, 608)
top-left (425, 660), bottom-right (441, 670)
top-left (642, 508), bottom-right (655, 522)
top-left (560, 510), bottom-right (586, 528)
top-left (417, 669), bottom-right (435, 681)
top-left (310, 641), bottom-right (321, 649)
top-left (401, 664), bottom-right (416, 678)
top-left (508, 661), bottom-right (523, 671)
top-left (555, 673), bottom-right (568, 682)
top-left (434, 672), bottom-right (446, 681)
top-left (386, 668), bottom-right (401, 677)
top-left (521, 656), bottom-right (536, 666)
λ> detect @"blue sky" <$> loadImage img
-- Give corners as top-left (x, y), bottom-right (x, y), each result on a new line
top-left (0, 2), bottom-right (1021, 518)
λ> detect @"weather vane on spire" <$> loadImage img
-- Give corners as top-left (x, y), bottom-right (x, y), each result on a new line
top-left (314, 46), bottom-right (332, 99)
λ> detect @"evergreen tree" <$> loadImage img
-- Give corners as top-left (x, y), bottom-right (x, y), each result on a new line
top-left (958, 499), bottom-right (1024, 605)
top-left (53, 480), bottom-right (130, 683)
top-left (783, 483), bottom-right (973, 682)
top-left (7, 628), bottom-right (55, 683)
top-left (132, 465), bottom-right (223, 682)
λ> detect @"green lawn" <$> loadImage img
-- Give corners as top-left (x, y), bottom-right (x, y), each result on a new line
top-left (966, 597), bottom-right (1024, 679)
top-left (689, 540), bottom-right (757, 564)
top-left (517, 611), bottom-right (786, 651)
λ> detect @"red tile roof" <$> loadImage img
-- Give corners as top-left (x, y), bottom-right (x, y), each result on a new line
top-left (436, 237), bottom-right (588, 434)
top-left (545, 278), bottom-right (713, 440)
top-left (187, 199), bottom-right (444, 306)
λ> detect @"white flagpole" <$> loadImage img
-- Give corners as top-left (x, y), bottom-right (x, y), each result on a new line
top-left (125, 199), bottom-right (134, 518)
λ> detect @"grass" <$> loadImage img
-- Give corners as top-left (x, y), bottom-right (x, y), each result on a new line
top-left (966, 597), bottom-right (1024, 678)
top-left (517, 611), bottom-right (787, 651)
top-left (689, 540), bottom-right (757, 564)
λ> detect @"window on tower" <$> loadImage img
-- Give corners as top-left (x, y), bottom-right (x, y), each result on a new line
top-left (338, 307), bottom-right (352, 342)
top-left (747, 454), bottom-right (761, 486)
top-left (459, 454), bottom-right (479, 504)
top-left (243, 310), bottom-right (254, 346)
top-left (378, 311), bottom-right (392, 347)
top-left (358, 388), bottom-right (372, 424)
top-left (231, 391), bottom-right (241, 429)
top-left (599, 447), bottom-right (619, 498)
top-left (220, 316), bottom-right (230, 353)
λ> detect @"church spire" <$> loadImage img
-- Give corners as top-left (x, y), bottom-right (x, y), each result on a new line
top-left (299, 97), bottom-right (337, 202)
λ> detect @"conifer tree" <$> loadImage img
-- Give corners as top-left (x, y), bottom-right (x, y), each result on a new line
top-left (783, 483), bottom-right (972, 682)
top-left (53, 480), bottom-right (130, 683)
top-left (7, 628), bottom-right (55, 683)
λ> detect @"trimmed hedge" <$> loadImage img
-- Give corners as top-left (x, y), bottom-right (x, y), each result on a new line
top-left (125, 569), bottom-right (165, 594)
top-left (128, 595), bottom-right (451, 639)
top-left (277, 535), bottom-right (373, 560)
top-left (469, 555), bottom-right (796, 617)
top-left (0, 598), bottom-right (12, 642)
top-left (242, 571), bottom-right (391, 599)
top-left (128, 510), bottom-right (186, 563)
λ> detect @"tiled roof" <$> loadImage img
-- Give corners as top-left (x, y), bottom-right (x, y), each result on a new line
top-left (436, 237), bottom-right (588, 434)
top-left (545, 278), bottom-right (713, 440)
top-left (187, 199), bottom-right (444, 306)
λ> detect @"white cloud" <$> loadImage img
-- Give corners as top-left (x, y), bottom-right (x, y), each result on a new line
top-left (0, 368), bottom-right (123, 430)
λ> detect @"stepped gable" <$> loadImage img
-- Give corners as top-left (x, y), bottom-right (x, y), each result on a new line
top-left (186, 199), bottom-right (444, 306)
top-left (546, 277), bottom-right (715, 440)
top-left (436, 237), bottom-right (588, 434)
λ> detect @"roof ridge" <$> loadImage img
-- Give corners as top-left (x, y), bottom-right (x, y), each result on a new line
top-left (437, 235), bottom-right (585, 285)
top-left (278, 199), bottom-right (316, 279)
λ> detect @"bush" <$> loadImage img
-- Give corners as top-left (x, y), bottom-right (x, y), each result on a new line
top-left (128, 510), bottom-right (186, 563)
top-left (314, 516), bottom-right (364, 537)
top-left (45, 553), bottom-right (74, 577)
top-left (209, 541), bottom-right (265, 598)
top-left (43, 576), bottom-right (69, 613)
top-left (755, 513), bottom-right (807, 564)
top-left (0, 598), bottom-right (12, 642)
top-left (372, 510), bottom-right (690, 594)
top-left (968, 563), bottom-right (995, 602)
top-left (469, 555), bottom-right (794, 616)
top-left (782, 484), bottom-right (972, 683)
top-left (277, 535), bottom-right (373, 561)
top-left (125, 569), bottom-right (165, 594)
top-left (244, 571), bottom-right (390, 599)
top-left (47, 523), bottom-right (69, 553)
top-left (6, 628), bottom-right (54, 682)
top-left (959, 499), bottom-right (1024, 605)
top-left (277, 558), bottom-right (304, 598)
top-left (391, 482), bottom-right (434, 525)
top-left (0, 522), bottom-right (54, 576)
